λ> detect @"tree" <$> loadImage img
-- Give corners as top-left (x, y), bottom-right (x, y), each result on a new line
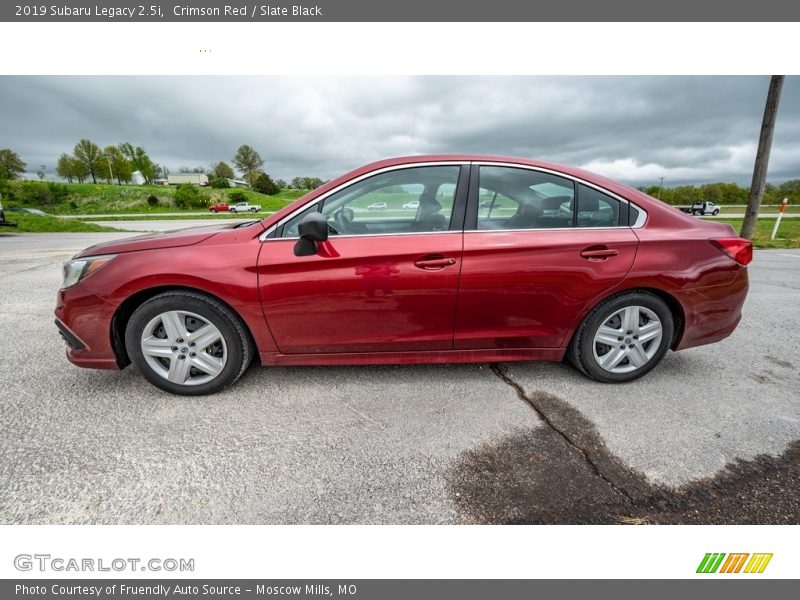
top-left (37, 165), bottom-right (46, 181)
top-left (741, 76), bottom-right (784, 240)
top-left (253, 172), bottom-right (279, 195)
top-left (0, 148), bottom-right (26, 180)
top-left (173, 183), bottom-right (205, 209)
top-left (778, 179), bottom-right (800, 196)
top-left (73, 139), bottom-right (103, 184)
top-left (290, 176), bottom-right (325, 190)
top-left (72, 157), bottom-right (90, 183)
top-left (232, 145), bottom-right (264, 186)
top-left (119, 142), bottom-right (156, 184)
top-left (101, 146), bottom-right (132, 185)
top-left (56, 153), bottom-right (76, 183)
top-left (275, 179), bottom-right (287, 190)
top-left (212, 161), bottom-right (235, 180)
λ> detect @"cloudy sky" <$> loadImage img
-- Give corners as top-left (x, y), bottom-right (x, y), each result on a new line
top-left (1, 76), bottom-right (797, 186)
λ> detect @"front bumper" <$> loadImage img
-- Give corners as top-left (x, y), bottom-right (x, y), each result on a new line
top-left (54, 283), bottom-right (120, 370)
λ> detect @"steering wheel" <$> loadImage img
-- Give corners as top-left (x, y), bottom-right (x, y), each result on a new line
top-left (333, 207), bottom-right (355, 234)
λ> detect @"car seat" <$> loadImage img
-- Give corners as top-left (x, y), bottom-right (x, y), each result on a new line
top-left (410, 191), bottom-right (448, 231)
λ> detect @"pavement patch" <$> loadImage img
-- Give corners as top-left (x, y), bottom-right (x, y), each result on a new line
top-left (447, 364), bottom-right (800, 524)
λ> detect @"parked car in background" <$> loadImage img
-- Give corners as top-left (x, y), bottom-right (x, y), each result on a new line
top-left (228, 202), bottom-right (261, 214)
top-left (55, 155), bottom-right (752, 396)
top-left (402, 200), bottom-right (420, 209)
top-left (679, 201), bottom-right (720, 216)
top-left (6, 207), bottom-right (51, 216)
top-left (209, 203), bottom-right (230, 213)
top-left (368, 202), bottom-right (388, 211)
top-left (0, 195), bottom-right (14, 228)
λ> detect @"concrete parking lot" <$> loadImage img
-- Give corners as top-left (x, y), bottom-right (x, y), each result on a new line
top-left (0, 231), bottom-right (798, 524)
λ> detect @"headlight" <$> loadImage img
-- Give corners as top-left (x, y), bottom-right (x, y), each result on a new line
top-left (62, 254), bottom-right (116, 288)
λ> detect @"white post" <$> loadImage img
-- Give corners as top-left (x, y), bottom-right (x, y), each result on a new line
top-left (770, 197), bottom-right (788, 240)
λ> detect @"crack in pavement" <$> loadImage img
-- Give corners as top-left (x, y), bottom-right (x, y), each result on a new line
top-left (490, 362), bottom-right (635, 505)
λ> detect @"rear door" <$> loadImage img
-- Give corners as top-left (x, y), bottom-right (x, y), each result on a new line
top-left (454, 164), bottom-right (639, 349)
top-left (258, 163), bottom-right (469, 354)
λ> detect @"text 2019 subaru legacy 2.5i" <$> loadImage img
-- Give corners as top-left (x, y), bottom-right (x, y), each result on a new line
top-left (54, 155), bottom-right (751, 395)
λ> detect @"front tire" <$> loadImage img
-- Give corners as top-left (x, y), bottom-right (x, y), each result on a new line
top-left (125, 291), bottom-right (254, 395)
top-left (568, 291), bottom-right (674, 383)
top-left (712, 209), bottom-right (720, 216)
top-left (229, 208), bottom-right (237, 213)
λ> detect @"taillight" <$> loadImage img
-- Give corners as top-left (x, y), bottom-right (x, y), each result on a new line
top-left (710, 238), bottom-right (753, 266)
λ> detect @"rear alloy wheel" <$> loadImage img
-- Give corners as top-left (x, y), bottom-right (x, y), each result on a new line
top-left (569, 292), bottom-right (674, 383)
top-left (125, 291), bottom-right (253, 395)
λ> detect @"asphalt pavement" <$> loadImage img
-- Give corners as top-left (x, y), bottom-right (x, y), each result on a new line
top-left (0, 231), bottom-right (798, 524)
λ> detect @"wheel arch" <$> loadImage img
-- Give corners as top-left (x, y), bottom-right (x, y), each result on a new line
top-left (110, 285), bottom-right (259, 368)
top-left (566, 286), bottom-right (686, 353)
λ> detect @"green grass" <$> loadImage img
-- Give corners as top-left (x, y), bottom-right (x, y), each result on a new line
top-left (2, 181), bottom-right (305, 215)
top-left (0, 213), bottom-right (126, 233)
top-left (708, 217), bottom-right (800, 249)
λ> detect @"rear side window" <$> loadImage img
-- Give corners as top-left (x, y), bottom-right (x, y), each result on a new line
top-left (477, 166), bottom-right (575, 230)
top-left (576, 184), bottom-right (628, 227)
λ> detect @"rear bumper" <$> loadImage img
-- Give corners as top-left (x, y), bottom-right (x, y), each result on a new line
top-left (54, 284), bottom-right (121, 370)
top-left (674, 267), bottom-right (749, 351)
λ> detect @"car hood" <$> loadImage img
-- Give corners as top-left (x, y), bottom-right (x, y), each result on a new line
top-left (75, 221), bottom-right (256, 257)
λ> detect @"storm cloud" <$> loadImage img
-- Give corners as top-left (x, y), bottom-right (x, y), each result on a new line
top-left (1, 76), bottom-right (797, 186)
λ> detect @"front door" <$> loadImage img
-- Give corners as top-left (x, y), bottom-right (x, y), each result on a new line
top-left (258, 164), bottom-right (468, 354)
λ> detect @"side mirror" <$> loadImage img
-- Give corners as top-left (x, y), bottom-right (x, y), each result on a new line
top-left (293, 212), bottom-right (328, 256)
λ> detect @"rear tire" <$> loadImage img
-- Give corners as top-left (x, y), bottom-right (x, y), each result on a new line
top-left (568, 291), bottom-right (674, 383)
top-left (125, 291), bottom-right (254, 396)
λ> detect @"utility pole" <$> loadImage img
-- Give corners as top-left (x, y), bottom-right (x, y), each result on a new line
top-left (741, 75), bottom-right (784, 240)
top-left (656, 176), bottom-right (665, 200)
top-left (106, 154), bottom-right (114, 185)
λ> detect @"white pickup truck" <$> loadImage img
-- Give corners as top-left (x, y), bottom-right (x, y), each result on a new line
top-left (228, 201), bottom-right (261, 214)
top-left (679, 201), bottom-right (720, 216)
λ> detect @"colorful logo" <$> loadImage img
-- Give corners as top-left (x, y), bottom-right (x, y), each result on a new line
top-left (697, 553), bottom-right (773, 574)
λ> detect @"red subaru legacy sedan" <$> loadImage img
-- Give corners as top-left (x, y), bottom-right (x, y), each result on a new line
top-left (54, 155), bottom-right (751, 395)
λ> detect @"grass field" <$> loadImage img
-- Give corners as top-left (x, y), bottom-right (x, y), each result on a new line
top-left (1, 181), bottom-right (305, 215)
top-left (709, 218), bottom-right (800, 249)
top-left (0, 213), bottom-right (125, 234)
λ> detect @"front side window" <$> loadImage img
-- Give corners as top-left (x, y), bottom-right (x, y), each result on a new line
top-left (476, 166), bottom-right (575, 230)
top-left (280, 165), bottom-right (460, 237)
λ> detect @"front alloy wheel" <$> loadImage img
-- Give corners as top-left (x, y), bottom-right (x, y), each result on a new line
top-left (125, 291), bottom-right (253, 395)
top-left (140, 310), bottom-right (228, 386)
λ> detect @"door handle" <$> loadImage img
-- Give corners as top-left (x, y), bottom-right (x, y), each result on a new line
top-left (414, 255), bottom-right (457, 270)
top-left (580, 247), bottom-right (619, 260)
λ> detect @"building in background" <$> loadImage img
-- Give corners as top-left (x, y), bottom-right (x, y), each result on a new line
top-left (167, 173), bottom-right (209, 186)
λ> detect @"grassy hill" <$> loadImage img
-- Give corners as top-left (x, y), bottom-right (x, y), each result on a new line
top-left (0, 180), bottom-right (307, 215)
